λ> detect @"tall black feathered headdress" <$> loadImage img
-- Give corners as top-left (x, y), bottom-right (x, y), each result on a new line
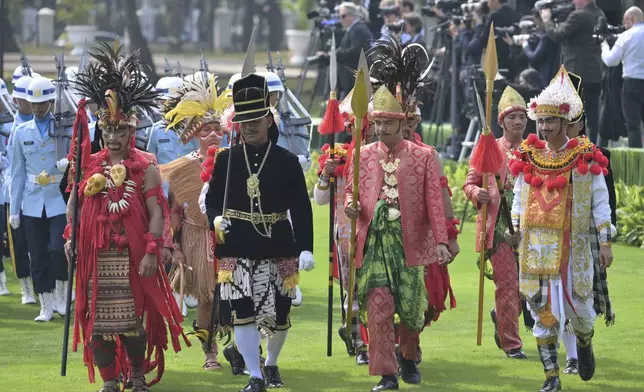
top-left (74, 40), bottom-right (159, 128)
top-left (366, 36), bottom-right (431, 115)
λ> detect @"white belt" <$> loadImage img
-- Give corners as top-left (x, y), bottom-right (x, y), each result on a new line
top-left (27, 172), bottom-right (61, 185)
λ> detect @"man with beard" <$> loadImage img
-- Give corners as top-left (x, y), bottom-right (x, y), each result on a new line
top-left (509, 66), bottom-right (615, 392)
top-left (205, 73), bottom-right (314, 392)
top-left (345, 85), bottom-right (451, 391)
top-left (463, 86), bottom-right (528, 360)
top-left (161, 74), bottom-right (228, 371)
top-left (64, 43), bottom-right (186, 392)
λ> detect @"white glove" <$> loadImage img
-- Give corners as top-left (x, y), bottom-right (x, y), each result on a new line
top-left (9, 214), bottom-right (20, 229)
top-left (56, 158), bottom-right (69, 172)
top-left (297, 155), bottom-right (311, 171)
top-left (299, 250), bottom-right (315, 271)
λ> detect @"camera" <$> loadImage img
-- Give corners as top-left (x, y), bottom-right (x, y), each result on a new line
top-left (385, 19), bottom-right (405, 34)
top-left (421, 0), bottom-right (464, 18)
top-left (511, 19), bottom-right (538, 46)
top-left (534, 0), bottom-right (574, 23)
top-left (593, 17), bottom-right (624, 45)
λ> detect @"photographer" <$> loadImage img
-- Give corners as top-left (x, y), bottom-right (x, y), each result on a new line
top-left (320, 2), bottom-right (373, 99)
top-left (518, 10), bottom-right (559, 86)
top-left (403, 13), bottom-right (426, 46)
top-left (476, 0), bottom-right (521, 79)
top-left (541, 0), bottom-right (605, 144)
top-left (601, 6), bottom-right (644, 148)
top-left (379, 0), bottom-right (408, 41)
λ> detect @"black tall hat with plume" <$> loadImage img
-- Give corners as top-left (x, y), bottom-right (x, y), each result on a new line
top-left (74, 40), bottom-right (159, 129)
top-left (366, 36), bottom-right (431, 114)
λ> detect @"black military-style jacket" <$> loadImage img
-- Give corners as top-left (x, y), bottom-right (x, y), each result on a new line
top-left (205, 141), bottom-right (313, 259)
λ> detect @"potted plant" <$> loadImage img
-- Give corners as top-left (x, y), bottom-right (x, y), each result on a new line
top-left (56, 0), bottom-right (97, 55)
top-left (283, 0), bottom-right (314, 66)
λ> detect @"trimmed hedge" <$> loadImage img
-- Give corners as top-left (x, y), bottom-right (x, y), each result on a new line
top-left (608, 148), bottom-right (644, 187)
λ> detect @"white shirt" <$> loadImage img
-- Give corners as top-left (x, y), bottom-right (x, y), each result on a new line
top-left (601, 23), bottom-right (644, 80)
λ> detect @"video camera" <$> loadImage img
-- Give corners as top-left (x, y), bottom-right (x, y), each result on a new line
top-left (421, 0), bottom-right (463, 17)
top-left (511, 19), bottom-right (539, 46)
top-left (593, 17), bottom-right (624, 46)
top-left (534, 0), bottom-right (574, 24)
top-left (307, 0), bottom-right (340, 31)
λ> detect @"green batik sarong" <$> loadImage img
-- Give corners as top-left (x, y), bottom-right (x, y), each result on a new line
top-left (476, 187), bottom-right (515, 280)
top-left (357, 200), bottom-right (428, 331)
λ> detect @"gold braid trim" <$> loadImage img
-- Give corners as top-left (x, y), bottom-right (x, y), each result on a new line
top-left (217, 270), bottom-right (233, 284)
top-left (536, 335), bottom-right (558, 345)
top-left (282, 272), bottom-right (300, 290)
top-left (518, 137), bottom-right (594, 172)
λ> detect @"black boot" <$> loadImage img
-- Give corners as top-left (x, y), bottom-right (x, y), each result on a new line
top-left (224, 344), bottom-right (249, 376)
top-left (491, 308), bottom-right (502, 350)
top-left (371, 375), bottom-right (399, 391)
top-left (577, 339), bottom-right (595, 381)
top-left (540, 376), bottom-right (562, 392)
top-left (240, 377), bottom-right (266, 392)
top-left (356, 347), bottom-right (369, 365)
top-left (506, 348), bottom-right (528, 359)
top-left (399, 358), bottom-right (421, 384)
top-left (263, 365), bottom-right (284, 388)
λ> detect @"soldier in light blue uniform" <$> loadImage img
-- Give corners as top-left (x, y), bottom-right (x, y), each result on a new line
top-left (4, 75), bottom-right (36, 305)
top-left (147, 76), bottom-right (199, 164)
top-left (10, 77), bottom-right (68, 322)
top-left (0, 78), bottom-right (12, 296)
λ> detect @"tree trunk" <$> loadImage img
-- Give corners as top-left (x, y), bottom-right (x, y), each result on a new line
top-left (121, 0), bottom-right (158, 84)
top-left (1, 0), bottom-right (21, 54)
top-left (266, 0), bottom-right (283, 51)
top-left (167, 0), bottom-right (188, 53)
top-left (204, 0), bottom-right (218, 50)
top-left (243, 0), bottom-right (256, 50)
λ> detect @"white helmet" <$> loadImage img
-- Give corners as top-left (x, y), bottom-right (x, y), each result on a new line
top-left (226, 73), bottom-right (242, 97)
top-left (65, 66), bottom-right (79, 82)
top-left (155, 76), bottom-right (184, 100)
top-left (12, 65), bottom-right (37, 83)
top-left (0, 78), bottom-right (8, 96)
top-left (27, 77), bottom-right (57, 103)
top-left (12, 76), bottom-right (33, 100)
top-left (260, 72), bottom-right (284, 93)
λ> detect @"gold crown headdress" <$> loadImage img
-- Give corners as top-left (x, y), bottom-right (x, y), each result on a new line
top-left (527, 65), bottom-right (583, 122)
top-left (497, 86), bottom-right (527, 124)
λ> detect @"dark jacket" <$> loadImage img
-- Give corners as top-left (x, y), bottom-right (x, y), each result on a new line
top-left (479, 5), bottom-right (522, 78)
top-left (544, 3), bottom-right (606, 84)
top-left (337, 20), bottom-right (373, 96)
top-left (523, 31), bottom-right (559, 86)
top-left (465, 24), bottom-right (485, 66)
top-left (205, 142), bottom-right (313, 259)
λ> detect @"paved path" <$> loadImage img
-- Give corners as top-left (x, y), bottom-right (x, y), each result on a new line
top-left (2, 53), bottom-right (318, 80)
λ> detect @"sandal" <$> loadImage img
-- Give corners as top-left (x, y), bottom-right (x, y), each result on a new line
top-left (97, 382), bottom-right (119, 392)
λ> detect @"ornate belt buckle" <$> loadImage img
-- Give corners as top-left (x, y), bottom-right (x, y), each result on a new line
top-left (36, 170), bottom-right (50, 186)
top-left (251, 212), bottom-right (261, 225)
top-left (271, 213), bottom-right (278, 223)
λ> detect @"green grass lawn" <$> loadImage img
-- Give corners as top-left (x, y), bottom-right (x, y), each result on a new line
top-left (1, 204), bottom-right (643, 392)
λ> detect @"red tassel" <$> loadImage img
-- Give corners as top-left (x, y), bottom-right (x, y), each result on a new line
top-left (204, 157), bottom-right (214, 167)
top-left (318, 98), bottom-right (344, 135)
top-left (469, 133), bottom-right (504, 175)
top-left (546, 179), bottom-right (555, 192)
top-left (524, 173), bottom-right (533, 185)
top-left (590, 164), bottom-right (602, 176)
top-left (200, 170), bottom-right (211, 183)
top-left (602, 167), bottom-right (609, 176)
top-left (207, 146), bottom-right (218, 156)
top-left (584, 153), bottom-right (593, 161)
top-left (555, 175), bottom-right (567, 189)
top-left (535, 140), bottom-right (546, 149)
top-left (531, 176), bottom-right (543, 188)
top-left (594, 150), bottom-right (604, 162)
top-left (577, 162), bottom-right (589, 175)
top-left (567, 138), bottom-right (578, 149)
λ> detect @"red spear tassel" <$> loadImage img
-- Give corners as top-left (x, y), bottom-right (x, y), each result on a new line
top-left (66, 98), bottom-right (92, 193)
top-left (318, 95), bottom-right (344, 135)
top-left (469, 133), bottom-right (504, 175)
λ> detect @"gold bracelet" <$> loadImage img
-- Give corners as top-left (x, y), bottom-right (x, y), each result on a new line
top-left (599, 241), bottom-right (612, 248)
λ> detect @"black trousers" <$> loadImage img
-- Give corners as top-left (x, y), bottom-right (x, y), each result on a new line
top-left (22, 209), bottom-right (67, 294)
top-left (622, 78), bottom-right (644, 148)
top-left (231, 294), bottom-right (292, 331)
top-left (5, 203), bottom-right (31, 279)
top-left (583, 81), bottom-right (602, 145)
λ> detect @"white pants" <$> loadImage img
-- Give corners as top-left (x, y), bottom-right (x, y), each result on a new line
top-left (529, 262), bottom-right (596, 340)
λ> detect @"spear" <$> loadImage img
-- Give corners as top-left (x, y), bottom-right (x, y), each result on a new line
top-left (346, 51), bottom-right (369, 356)
top-left (469, 24), bottom-right (505, 346)
top-left (164, 57), bottom-right (173, 77)
top-left (317, 32), bottom-right (344, 357)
